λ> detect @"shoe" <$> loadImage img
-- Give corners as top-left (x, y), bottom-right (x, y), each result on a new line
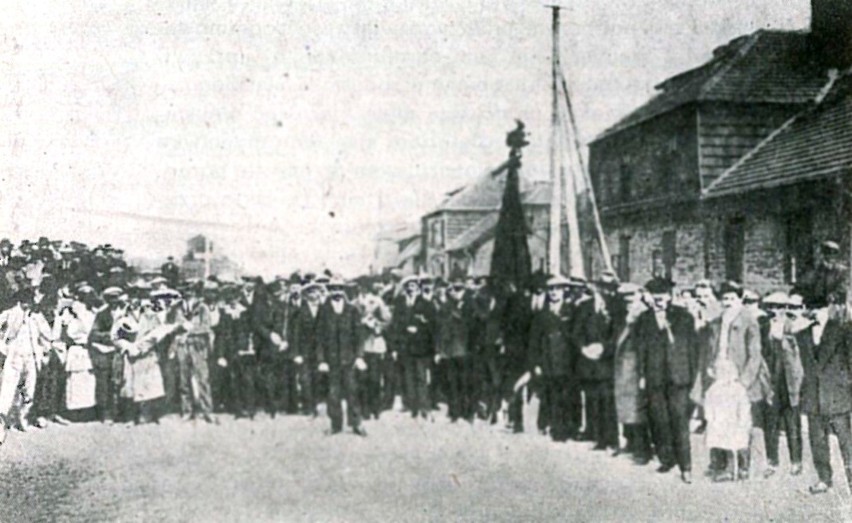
top-left (202, 414), bottom-right (219, 425)
top-left (353, 426), bottom-right (368, 437)
top-left (790, 463), bottom-right (803, 476)
top-left (692, 420), bottom-right (707, 435)
top-left (763, 466), bottom-right (777, 479)
top-left (51, 415), bottom-right (70, 426)
top-left (34, 417), bottom-right (49, 429)
top-left (809, 482), bottom-right (831, 495)
top-left (512, 426), bottom-right (524, 434)
top-left (713, 472), bottom-right (734, 483)
top-left (656, 464), bottom-right (675, 474)
top-left (633, 456), bottom-right (651, 466)
top-left (681, 471), bottom-right (693, 484)
top-left (15, 421), bottom-right (29, 433)
top-left (737, 469), bottom-right (749, 481)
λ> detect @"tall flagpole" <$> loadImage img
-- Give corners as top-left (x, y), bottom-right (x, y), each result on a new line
top-left (547, 6), bottom-right (562, 275)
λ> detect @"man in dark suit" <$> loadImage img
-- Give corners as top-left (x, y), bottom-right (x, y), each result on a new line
top-left (471, 281), bottom-right (504, 424)
top-left (292, 281), bottom-right (324, 416)
top-left (391, 275), bottom-right (436, 420)
top-left (800, 293), bottom-right (852, 494)
top-left (437, 274), bottom-right (475, 423)
top-left (572, 273), bottom-right (619, 451)
top-left (634, 277), bottom-right (697, 484)
top-left (317, 279), bottom-right (367, 436)
top-left (161, 256), bottom-right (180, 290)
top-left (529, 275), bottom-right (577, 442)
top-left (244, 278), bottom-right (286, 418)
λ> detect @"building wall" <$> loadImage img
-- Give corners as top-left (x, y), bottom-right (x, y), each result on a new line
top-left (601, 214), bottom-right (704, 288)
top-left (590, 105), bottom-right (700, 212)
top-left (704, 182), bottom-right (849, 294)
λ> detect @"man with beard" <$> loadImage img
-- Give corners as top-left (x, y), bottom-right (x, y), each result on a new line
top-left (634, 277), bottom-right (697, 484)
top-left (392, 275), bottom-right (436, 420)
top-left (292, 280), bottom-right (324, 416)
top-left (317, 278), bottom-right (367, 436)
top-left (529, 275), bottom-right (577, 442)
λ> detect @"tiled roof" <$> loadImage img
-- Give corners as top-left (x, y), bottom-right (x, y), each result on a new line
top-left (431, 162), bottom-right (549, 214)
top-left (395, 238), bottom-right (422, 266)
top-left (704, 73), bottom-right (852, 198)
top-left (594, 30), bottom-right (827, 142)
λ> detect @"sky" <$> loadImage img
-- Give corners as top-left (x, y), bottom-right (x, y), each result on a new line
top-left (0, 0), bottom-right (810, 277)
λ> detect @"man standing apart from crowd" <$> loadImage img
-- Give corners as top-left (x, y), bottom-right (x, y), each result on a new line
top-left (317, 279), bottom-right (367, 436)
top-left (634, 277), bottom-right (697, 484)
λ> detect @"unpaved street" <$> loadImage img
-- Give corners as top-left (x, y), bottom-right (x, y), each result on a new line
top-left (0, 403), bottom-right (849, 522)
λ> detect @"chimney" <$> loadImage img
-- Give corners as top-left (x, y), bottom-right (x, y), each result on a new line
top-left (811, 0), bottom-right (852, 68)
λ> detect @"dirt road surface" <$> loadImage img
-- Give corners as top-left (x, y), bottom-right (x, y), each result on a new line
top-left (0, 404), bottom-right (849, 522)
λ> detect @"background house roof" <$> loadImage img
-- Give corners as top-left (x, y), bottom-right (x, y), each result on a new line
top-left (594, 30), bottom-right (828, 142)
top-left (704, 73), bottom-right (852, 198)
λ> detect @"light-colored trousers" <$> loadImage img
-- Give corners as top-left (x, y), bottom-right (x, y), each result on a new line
top-left (0, 351), bottom-right (38, 421)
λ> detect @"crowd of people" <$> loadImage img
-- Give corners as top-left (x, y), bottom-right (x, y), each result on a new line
top-left (0, 236), bottom-right (851, 495)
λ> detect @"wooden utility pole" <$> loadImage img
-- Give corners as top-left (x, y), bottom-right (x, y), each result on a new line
top-left (547, 6), bottom-right (562, 275)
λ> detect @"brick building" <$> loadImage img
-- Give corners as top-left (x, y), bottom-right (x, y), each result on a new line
top-left (588, 0), bottom-right (849, 290)
top-left (702, 71), bottom-right (852, 293)
top-left (421, 160), bottom-right (550, 278)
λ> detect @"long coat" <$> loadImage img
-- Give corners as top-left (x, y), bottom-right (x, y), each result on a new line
top-left (573, 295), bottom-right (615, 382)
top-left (437, 294), bottom-right (473, 359)
top-left (760, 316), bottom-right (805, 408)
top-left (703, 308), bottom-right (767, 402)
top-left (800, 315), bottom-right (852, 416)
top-left (528, 301), bottom-right (575, 378)
top-left (316, 301), bottom-right (362, 367)
top-left (116, 314), bottom-right (173, 403)
top-left (634, 305), bottom-right (697, 390)
top-left (613, 301), bottom-right (648, 424)
top-left (292, 301), bottom-right (322, 362)
top-left (391, 295), bottom-right (435, 358)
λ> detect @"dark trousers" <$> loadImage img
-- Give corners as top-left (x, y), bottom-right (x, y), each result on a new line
top-left (361, 353), bottom-right (387, 418)
top-left (583, 379), bottom-right (619, 448)
top-left (229, 355), bottom-right (256, 416)
top-left (763, 401), bottom-right (802, 466)
top-left (404, 356), bottom-right (431, 417)
top-left (92, 351), bottom-right (121, 422)
top-left (531, 376), bottom-right (549, 432)
top-left (298, 361), bottom-right (319, 415)
top-left (327, 365), bottom-right (362, 432)
top-left (624, 423), bottom-right (653, 459)
top-left (34, 351), bottom-right (66, 420)
top-left (808, 412), bottom-right (852, 487)
top-left (542, 375), bottom-right (578, 441)
top-left (257, 355), bottom-right (298, 415)
top-left (648, 384), bottom-right (691, 473)
top-left (446, 356), bottom-right (475, 422)
top-left (385, 356), bottom-right (406, 410)
top-left (474, 354), bottom-right (502, 420)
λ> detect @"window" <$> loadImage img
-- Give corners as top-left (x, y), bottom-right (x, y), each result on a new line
top-left (662, 230), bottom-right (677, 280)
top-left (784, 212), bottom-right (814, 284)
top-left (619, 161), bottom-right (632, 202)
top-left (430, 219), bottom-right (445, 249)
top-left (652, 250), bottom-right (664, 278)
top-left (618, 235), bottom-right (631, 281)
top-left (724, 217), bottom-right (746, 283)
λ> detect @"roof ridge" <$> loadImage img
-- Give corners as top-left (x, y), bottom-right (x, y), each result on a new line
top-left (698, 31), bottom-right (762, 99)
top-left (703, 70), bottom-right (840, 197)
